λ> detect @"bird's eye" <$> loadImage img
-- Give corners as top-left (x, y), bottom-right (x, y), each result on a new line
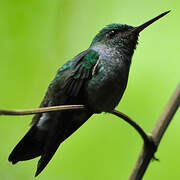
top-left (107, 30), bottom-right (117, 38)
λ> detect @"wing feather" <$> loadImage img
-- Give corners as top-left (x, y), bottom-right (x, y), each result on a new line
top-left (64, 49), bottom-right (100, 96)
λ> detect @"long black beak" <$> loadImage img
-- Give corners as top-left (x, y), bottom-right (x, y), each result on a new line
top-left (132, 10), bottom-right (170, 33)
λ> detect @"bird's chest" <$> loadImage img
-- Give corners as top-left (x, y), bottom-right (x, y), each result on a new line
top-left (86, 59), bottom-right (130, 113)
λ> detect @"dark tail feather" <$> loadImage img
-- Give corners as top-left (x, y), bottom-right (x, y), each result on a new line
top-left (35, 110), bottom-right (93, 177)
top-left (35, 140), bottom-right (61, 177)
top-left (8, 126), bottom-right (45, 164)
top-left (35, 112), bottom-right (62, 177)
top-left (9, 110), bottom-right (93, 177)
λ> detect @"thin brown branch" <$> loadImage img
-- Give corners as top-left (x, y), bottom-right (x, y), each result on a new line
top-left (0, 104), bottom-right (146, 142)
top-left (111, 110), bottom-right (150, 145)
top-left (152, 83), bottom-right (180, 144)
top-left (0, 105), bottom-right (86, 115)
top-left (129, 83), bottom-right (180, 180)
top-left (0, 104), bottom-right (148, 146)
top-left (0, 105), bottom-right (148, 141)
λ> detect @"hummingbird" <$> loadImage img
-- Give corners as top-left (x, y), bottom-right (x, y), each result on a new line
top-left (8, 11), bottom-right (170, 177)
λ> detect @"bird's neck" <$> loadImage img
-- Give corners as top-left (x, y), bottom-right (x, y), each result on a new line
top-left (91, 43), bottom-right (134, 65)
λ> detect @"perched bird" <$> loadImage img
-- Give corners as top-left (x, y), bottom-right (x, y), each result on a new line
top-left (8, 11), bottom-right (170, 176)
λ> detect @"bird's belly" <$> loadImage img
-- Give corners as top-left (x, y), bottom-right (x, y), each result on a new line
top-left (86, 69), bottom-right (128, 113)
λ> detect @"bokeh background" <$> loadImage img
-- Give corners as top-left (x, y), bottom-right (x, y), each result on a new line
top-left (0, 0), bottom-right (179, 180)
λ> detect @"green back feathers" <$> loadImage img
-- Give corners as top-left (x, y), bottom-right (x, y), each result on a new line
top-left (82, 50), bottom-right (99, 69)
top-left (50, 49), bottom-right (99, 96)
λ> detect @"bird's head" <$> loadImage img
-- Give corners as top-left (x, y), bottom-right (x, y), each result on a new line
top-left (91, 23), bottom-right (138, 51)
top-left (91, 11), bottom-right (170, 54)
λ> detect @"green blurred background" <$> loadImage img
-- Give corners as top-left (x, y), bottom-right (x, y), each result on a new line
top-left (0, 0), bottom-right (179, 180)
